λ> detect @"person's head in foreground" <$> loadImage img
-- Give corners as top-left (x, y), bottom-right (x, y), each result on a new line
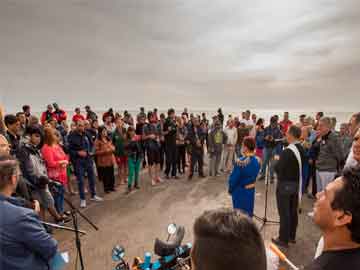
top-left (313, 168), bottom-right (360, 249)
top-left (0, 154), bottom-right (19, 196)
top-left (191, 208), bottom-right (266, 270)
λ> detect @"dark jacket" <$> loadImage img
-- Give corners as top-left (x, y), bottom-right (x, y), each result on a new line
top-left (263, 125), bottom-right (283, 149)
top-left (0, 194), bottom-right (58, 270)
top-left (67, 130), bottom-right (94, 163)
top-left (275, 143), bottom-right (306, 194)
top-left (126, 140), bottom-right (143, 161)
top-left (186, 125), bottom-right (206, 154)
top-left (17, 142), bottom-right (49, 188)
top-left (316, 131), bottom-right (344, 172)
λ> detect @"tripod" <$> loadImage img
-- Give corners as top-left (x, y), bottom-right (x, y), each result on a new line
top-left (254, 162), bottom-right (279, 231)
top-left (63, 196), bottom-right (99, 270)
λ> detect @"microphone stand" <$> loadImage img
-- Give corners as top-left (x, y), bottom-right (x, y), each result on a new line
top-left (253, 162), bottom-right (279, 231)
top-left (63, 196), bottom-right (99, 270)
top-left (41, 221), bottom-right (87, 235)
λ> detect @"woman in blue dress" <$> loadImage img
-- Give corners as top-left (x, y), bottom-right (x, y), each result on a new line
top-left (228, 136), bottom-right (261, 217)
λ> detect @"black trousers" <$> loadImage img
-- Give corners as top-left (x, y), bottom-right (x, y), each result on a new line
top-left (165, 144), bottom-right (177, 177)
top-left (177, 144), bottom-right (186, 173)
top-left (160, 141), bottom-right (166, 171)
top-left (276, 188), bottom-right (298, 243)
top-left (97, 165), bottom-right (115, 192)
top-left (190, 150), bottom-right (204, 176)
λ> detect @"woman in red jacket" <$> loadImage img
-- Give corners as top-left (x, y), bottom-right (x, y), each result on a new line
top-left (41, 127), bottom-right (69, 216)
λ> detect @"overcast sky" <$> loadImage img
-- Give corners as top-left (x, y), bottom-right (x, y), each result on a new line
top-left (0, 0), bottom-right (359, 112)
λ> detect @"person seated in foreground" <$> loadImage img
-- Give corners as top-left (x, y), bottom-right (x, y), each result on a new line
top-left (304, 168), bottom-right (360, 270)
top-left (191, 208), bottom-right (267, 270)
top-left (0, 154), bottom-right (58, 270)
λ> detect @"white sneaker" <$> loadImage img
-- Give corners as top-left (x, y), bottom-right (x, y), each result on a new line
top-left (307, 211), bottom-right (314, 218)
top-left (80, 200), bottom-right (87, 208)
top-left (90, 195), bottom-right (104, 202)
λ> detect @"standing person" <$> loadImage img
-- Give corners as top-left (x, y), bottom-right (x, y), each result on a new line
top-left (163, 108), bottom-right (178, 179)
top-left (95, 126), bottom-right (116, 193)
top-left (228, 137), bottom-right (260, 217)
top-left (339, 123), bottom-right (352, 159)
top-left (0, 154), bottom-right (59, 270)
top-left (208, 120), bottom-right (226, 177)
top-left (176, 117), bottom-right (187, 175)
top-left (17, 126), bottom-right (68, 223)
top-left (68, 120), bottom-right (103, 208)
top-left (272, 126), bottom-right (305, 248)
top-left (72, 107), bottom-right (85, 123)
top-left (258, 116), bottom-right (283, 181)
top-left (4, 114), bottom-right (21, 156)
top-left (314, 117), bottom-right (344, 193)
top-left (104, 115), bottom-right (115, 134)
top-left (222, 120), bottom-right (238, 172)
top-left (113, 117), bottom-right (128, 185)
top-left (158, 113), bottom-right (166, 171)
top-left (136, 115), bottom-right (147, 168)
top-left (345, 113), bottom-right (360, 169)
top-left (102, 108), bottom-right (115, 123)
top-left (217, 108), bottom-right (224, 127)
top-left (186, 117), bottom-right (206, 180)
top-left (85, 105), bottom-right (98, 122)
top-left (22, 104), bottom-right (31, 124)
top-left (255, 118), bottom-right (265, 159)
top-left (40, 104), bottom-right (56, 125)
top-left (125, 127), bottom-right (143, 194)
top-left (235, 122), bottom-right (250, 159)
top-left (314, 112), bottom-right (324, 130)
top-left (16, 112), bottom-right (27, 136)
top-left (153, 108), bottom-right (159, 122)
top-left (303, 169), bottom-right (360, 270)
top-left (143, 112), bottom-right (163, 185)
top-left (137, 107), bottom-right (146, 122)
top-left (0, 106), bottom-right (6, 135)
top-left (53, 103), bottom-right (67, 124)
top-left (41, 127), bottom-right (69, 215)
top-left (280, 112), bottom-right (293, 135)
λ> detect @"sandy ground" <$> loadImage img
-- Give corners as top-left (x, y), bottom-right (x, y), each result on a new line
top-left (55, 165), bottom-right (321, 270)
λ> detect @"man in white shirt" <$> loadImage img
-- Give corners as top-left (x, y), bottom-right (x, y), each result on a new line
top-left (222, 120), bottom-right (238, 172)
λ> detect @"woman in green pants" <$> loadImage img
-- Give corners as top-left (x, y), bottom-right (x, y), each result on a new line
top-left (125, 127), bottom-right (143, 194)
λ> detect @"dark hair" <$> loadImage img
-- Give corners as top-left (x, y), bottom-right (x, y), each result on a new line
top-left (256, 118), bottom-right (264, 126)
top-left (16, 112), bottom-right (24, 118)
top-left (98, 125), bottom-right (108, 140)
top-left (331, 168), bottom-right (360, 243)
top-left (352, 113), bottom-right (360, 125)
top-left (4, 114), bottom-right (19, 127)
top-left (160, 113), bottom-right (165, 119)
top-left (288, 125), bottom-right (301, 139)
top-left (192, 208), bottom-right (266, 270)
top-left (0, 155), bottom-right (18, 190)
top-left (22, 105), bottom-right (30, 112)
top-left (25, 125), bottom-right (42, 136)
top-left (270, 116), bottom-right (277, 124)
top-left (168, 108), bottom-right (175, 115)
top-left (243, 136), bottom-right (256, 151)
top-left (147, 111), bottom-right (153, 120)
top-left (317, 112), bottom-right (324, 118)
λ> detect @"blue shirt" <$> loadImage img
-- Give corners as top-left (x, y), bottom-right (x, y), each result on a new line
top-left (0, 194), bottom-right (58, 270)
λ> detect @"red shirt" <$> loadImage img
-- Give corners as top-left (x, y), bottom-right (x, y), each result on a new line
top-left (280, 120), bottom-right (293, 134)
top-left (72, 114), bottom-right (85, 123)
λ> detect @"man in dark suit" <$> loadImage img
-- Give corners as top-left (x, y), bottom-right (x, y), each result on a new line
top-left (272, 125), bottom-right (306, 248)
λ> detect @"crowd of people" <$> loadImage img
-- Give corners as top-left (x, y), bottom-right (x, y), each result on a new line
top-left (1, 103), bottom-right (360, 270)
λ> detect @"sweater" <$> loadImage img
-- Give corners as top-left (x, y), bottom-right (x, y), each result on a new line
top-left (95, 139), bottom-right (115, 167)
top-left (41, 144), bottom-right (69, 185)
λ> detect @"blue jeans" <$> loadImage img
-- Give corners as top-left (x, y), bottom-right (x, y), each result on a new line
top-left (53, 184), bottom-right (65, 214)
top-left (74, 159), bottom-right (97, 200)
top-left (260, 147), bottom-right (276, 178)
